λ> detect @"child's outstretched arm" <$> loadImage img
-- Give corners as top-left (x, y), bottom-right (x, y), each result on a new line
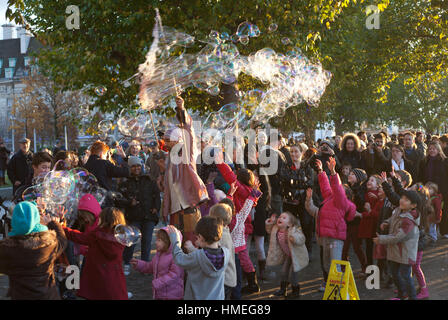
top-left (62, 226), bottom-right (91, 246)
top-left (317, 159), bottom-right (332, 200)
top-left (166, 225), bottom-right (197, 270)
top-left (376, 216), bottom-right (415, 245)
top-left (380, 172), bottom-right (400, 206)
top-left (304, 188), bottom-right (319, 219)
top-left (131, 258), bottom-right (154, 274)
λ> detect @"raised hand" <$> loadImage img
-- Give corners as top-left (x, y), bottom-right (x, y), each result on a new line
top-left (327, 157), bottom-right (336, 175)
top-left (228, 182), bottom-right (237, 197)
top-left (315, 159), bottom-right (323, 172)
top-left (380, 172), bottom-right (388, 183)
top-left (390, 166), bottom-right (396, 178)
top-left (306, 188), bottom-right (313, 200)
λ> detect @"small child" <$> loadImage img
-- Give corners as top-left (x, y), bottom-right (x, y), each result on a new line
top-left (166, 216), bottom-right (230, 300)
top-left (208, 203), bottom-right (237, 299)
top-left (373, 190), bottom-right (421, 300)
top-left (425, 182), bottom-right (443, 243)
top-left (340, 162), bottom-right (352, 185)
top-left (130, 228), bottom-right (184, 300)
top-left (0, 201), bottom-right (67, 300)
top-left (63, 207), bottom-right (128, 300)
top-left (358, 175), bottom-right (382, 267)
top-left (265, 211), bottom-right (309, 299)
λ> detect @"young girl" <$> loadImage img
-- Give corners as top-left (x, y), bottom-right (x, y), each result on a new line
top-left (373, 190), bottom-right (420, 300)
top-left (425, 182), bottom-right (443, 243)
top-left (63, 207), bottom-right (128, 300)
top-left (130, 228), bottom-right (184, 300)
top-left (409, 183), bottom-right (430, 299)
top-left (305, 157), bottom-right (356, 289)
top-left (358, 175), bottom-right (382, 268)
top-left (216, 156), bottom-right (261, 294)
top-left (265, 211), bottom-right (309, 299)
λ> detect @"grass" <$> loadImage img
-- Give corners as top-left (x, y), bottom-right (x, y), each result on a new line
top-left (0, 173), bottom-right (12, 189)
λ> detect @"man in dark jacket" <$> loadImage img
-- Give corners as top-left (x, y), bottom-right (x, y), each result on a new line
top-left (84, 141), bottom-right (129, 191)
top-left (0, 140), bottom-right (11, 185)
top-left (415, 132), bottom-right (427, 156)
top-left (362, 134), bottom-right (391, 175)
top-left (403, 131), bottom-right (424, 182)
top-left (119, 156), bottom-right (161, 275)
top-left (7, 138), bottom-right (33, 195)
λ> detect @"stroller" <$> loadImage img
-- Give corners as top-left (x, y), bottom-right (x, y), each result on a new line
top-left (0, 196), bottom-right (13, 240)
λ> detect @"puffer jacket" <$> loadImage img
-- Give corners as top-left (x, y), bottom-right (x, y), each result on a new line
top-left (358, 190), bottom-right (382, 239)
top-left (265, 220), bottom-right (309, 272)
top-left (133, 227), bottom-right (184, 300)
top-left (316, 172), bottom-right (356, 240)
top-left (0, 221), bottom-right (67, 300)
top-left (377, 208), bottom-right (420, 265)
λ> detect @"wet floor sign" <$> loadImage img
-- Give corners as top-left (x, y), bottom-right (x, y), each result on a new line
top-left (322, 260), bottom-right (359, 300)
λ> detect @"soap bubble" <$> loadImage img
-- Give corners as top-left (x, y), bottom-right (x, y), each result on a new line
top-left (281, 37), bottom-right (291, 45)
top-left (114, 224), bottom-right (142, 247)
top-left (236, 22), bottom-right (253, 38)
top-left (98, 120), bottom-right (113, 133)
top-left (42, 170), bottom-right (75, 205)
top-left (268, 23), bottom-right (278, 32)
top-left (94, 86), bottom-right (107, 96)
top-left (239, 36), bottom-right (249, 45)
top-left (22, 185), bottom-right (43, 202)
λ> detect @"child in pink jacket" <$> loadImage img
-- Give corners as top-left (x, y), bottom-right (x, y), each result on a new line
top-left (130, 227), bottom-right (184, 300)
top-left (305, 157), bottom-right (356, 285)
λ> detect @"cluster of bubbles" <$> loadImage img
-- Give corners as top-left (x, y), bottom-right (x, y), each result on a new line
top-left (137, 11), bottom-right (332, 132)
top-left (21, 163), bottom-right (112, 227)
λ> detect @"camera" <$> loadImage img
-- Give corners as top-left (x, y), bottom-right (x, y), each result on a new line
top-left (321, 146), bottom-right (329, 152)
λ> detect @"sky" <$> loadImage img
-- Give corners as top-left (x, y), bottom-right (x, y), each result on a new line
top-left (0, 0), bottom-right (15, 39)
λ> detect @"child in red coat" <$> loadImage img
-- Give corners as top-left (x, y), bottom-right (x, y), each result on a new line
top-left (63, 207), bottom-right (128, 300)
top-left (425, 182), bottom-right (443, 243)
top-left (358, 175), bottom-right (382, 267)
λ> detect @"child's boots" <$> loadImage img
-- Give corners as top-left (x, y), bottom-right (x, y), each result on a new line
top-left (241, 272), bottom-right (260, 294)
top-left (258, 260), bottom-right (266, 281)
top-left (273, 281), bottom-right (288, 297)
top-left (416, 287), bottom-right (429, 300)
top-left (286, 284), bottom-right (300, 300)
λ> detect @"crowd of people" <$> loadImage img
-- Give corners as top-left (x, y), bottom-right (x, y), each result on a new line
top-left (0, 97), bottom-right (447, 300)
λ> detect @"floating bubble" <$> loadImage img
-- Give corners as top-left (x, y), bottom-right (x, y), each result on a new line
top-left (22, 185), bottom-right (42, 202)
top-left (207, 85), bottom-right (220, 96)
top-left (281, 37), bottom-right (291, 45)
top-left (220, 32), bottom-right (230, 41)
top-left (94, 86), bottom-right (107, 96)
top-left (268, 23), bottom-right (278, 32)
top-left (98, 120), bottom-right (113, 133)
top-left (114, 224), bottom-right (142, 247)
top-left (239, 36), bottom-right (249, 45)
top-left (236, 22), bottom-right (253, 38)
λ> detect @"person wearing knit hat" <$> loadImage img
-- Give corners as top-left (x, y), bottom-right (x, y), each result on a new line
top-left (0, 201), bottom-right (67, 299)
top-left (350, 168), bottom-right (368, 185)
top-left (128, 155), bottom-right (143, 168)
top-left (319, 140), bottom-right (335, 151)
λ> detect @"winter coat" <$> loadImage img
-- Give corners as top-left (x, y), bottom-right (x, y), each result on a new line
top-left (265, 221), bottom-right (309, 272)
top-left (428, 194), bottom-right (443, 224)
top-left (7, 150), bottom-right (33, 193)
top-left (403, 146), bottom-right (424, 181)
top-left (0, 221), bottom-right (67, 300)
top-left (199, 183), bottom-right (219, 217)
top-left (0, 146), bottom-right (10, 170)
top-left (169, 231), bottom-right (230, 300)
top-left (280, 162), bottom-right (314, 206)
top-left (419, 155), bottom-right (448, 196)
top-left (337, 150), bottom-right (365, 170)
top-left (220, 226), bottom-right (237, 288)
top-left (162, 106), bottom-right (209, 218)
top-left (84, 154), bottom-right (129, 191)
top-left (382, 176), bottom-right (405, 207)
top-left (316, 172), bottom-right (356, 241)
top-left (362, 147), bottom-right (391, 176)
top-left (63, 226), bottom-right (128, 300)
top-left (117, 175), bottom-right (161, 223)
top-left (258, 146), bottom-right (287, 196)
top-left (217, 162), bottom-right (254, 235)
top-left (134, 227), bottom-right (184, 300)
top-left (358, 190), bottom-right (382, 239)
top-left (347, 181), bottom-right (367, 226)
top-left (377, 208), bottom-right (420, 265)
top-left (230, 195), bottom-right (258, 253)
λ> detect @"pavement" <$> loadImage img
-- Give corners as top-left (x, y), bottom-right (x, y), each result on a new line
top-left (1, 222), bottom-right (448, 300)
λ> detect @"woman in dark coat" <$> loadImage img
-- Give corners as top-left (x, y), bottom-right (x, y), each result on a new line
top-left (337, 133), bottom-right (365, 171)
top-left (0, 201), bottom-right (67, 300)
top-left (418, 141), bottom-right (448, 237)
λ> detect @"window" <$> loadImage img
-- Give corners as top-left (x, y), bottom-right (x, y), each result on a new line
top-left (24, 57), bottom-right (30, 67)
top-left (5, 68), bottom-right (14, 78)
top-left (8, 58), bottom-right (17, 68)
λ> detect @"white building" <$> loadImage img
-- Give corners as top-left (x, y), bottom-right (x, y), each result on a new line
top-left (0, 24), bottom-right (42, 151)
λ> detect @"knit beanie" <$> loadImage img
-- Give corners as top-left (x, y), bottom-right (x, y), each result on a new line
top-left (351, 168), bottom-right (368, 184)
top-left (402, 190), bottom-right (421, 207)
top-left (319, 140), bottom-right (334, 150)
top-left (128, 156), bottom-right (142, 167)
top-left (8, 201), bottom-right (48, 237)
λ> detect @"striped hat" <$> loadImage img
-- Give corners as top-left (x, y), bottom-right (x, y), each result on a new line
top-left (351, 168), bottom-right (368, 184)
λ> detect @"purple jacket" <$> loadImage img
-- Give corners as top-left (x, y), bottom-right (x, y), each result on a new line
top-left (199, 183), bottom-right (218, 217)
top-left (134, 228), bottom-right (184, 300)
top-left (317, 172), bottom-right (356, 241)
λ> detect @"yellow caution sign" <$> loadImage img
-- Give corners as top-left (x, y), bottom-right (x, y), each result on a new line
top-left (322, 260), bottom-right (359, 300)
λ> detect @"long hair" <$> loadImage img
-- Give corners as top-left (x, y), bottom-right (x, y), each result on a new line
top-left (341, 133), bottom-right (361, 153)
top-left (413, 183), bottom-right (430, 232)
top-left (98, 207), bottom-right (126, 231)
top-left (427, 141), bottom-right (447, 160)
